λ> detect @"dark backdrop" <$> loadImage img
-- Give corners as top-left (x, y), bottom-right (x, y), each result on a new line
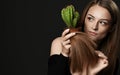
top-left (3, 0), bottom-right (120, 75)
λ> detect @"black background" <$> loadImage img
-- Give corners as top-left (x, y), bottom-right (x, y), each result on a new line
top-left (3, 0), bottom-right (120, 75)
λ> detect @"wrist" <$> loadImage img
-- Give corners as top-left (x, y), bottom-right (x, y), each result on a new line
top-left (88, 70), bottom-right (96, 75)
top-left (88, 72), bottom-right (96, 75)
top-left (61, 52), bottom-right (69, 57)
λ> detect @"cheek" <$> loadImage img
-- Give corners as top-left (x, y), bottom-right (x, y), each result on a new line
top-left (99, 25), bottom-right (110, 34)
top-left (84, 19), bottom-right (91, 31)
top-left (98, 27), bottom-right (110, 39)
top-left (98, 33), bottom-right (107, 40)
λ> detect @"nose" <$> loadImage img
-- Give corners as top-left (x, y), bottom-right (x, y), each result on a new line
top-left (92, 21), bottom-right (98, 31)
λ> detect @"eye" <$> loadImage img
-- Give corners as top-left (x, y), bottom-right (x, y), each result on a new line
top-left (99, 20), bottom-right (108, 25)
top-left (87, 16), bottom-right (94, 22)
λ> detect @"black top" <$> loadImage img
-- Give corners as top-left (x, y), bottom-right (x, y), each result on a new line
top-left (47, 54), bottom-right (119, 75)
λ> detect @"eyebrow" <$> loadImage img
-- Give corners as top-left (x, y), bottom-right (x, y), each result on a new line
top-left (87, 14), bottom-right (95, 18)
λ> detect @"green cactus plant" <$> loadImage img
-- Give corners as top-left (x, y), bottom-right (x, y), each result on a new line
top-left (61, 5), bottom-right (80, 28)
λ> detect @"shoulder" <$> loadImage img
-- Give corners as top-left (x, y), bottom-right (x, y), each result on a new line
top-left (52, 37), bottom-right (62, 44)
top-left (50, 37), bottom-right (63, 56)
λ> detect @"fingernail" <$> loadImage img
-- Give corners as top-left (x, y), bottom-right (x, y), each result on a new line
top-left (68, 40), bottom-right (70, 42)
top-left (98, 54), bottom-right (102, 57)
top-left (72, 33), bottom-right (76, 35)
top-left (66, 29), bottom-right (69, 31)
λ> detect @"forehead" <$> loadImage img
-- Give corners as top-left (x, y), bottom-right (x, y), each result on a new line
top-left (87, 5), bottom-right (111, 20)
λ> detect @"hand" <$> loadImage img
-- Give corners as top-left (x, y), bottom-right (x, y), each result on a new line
top-left (89, 51), bottom-right (108, 75)
top-left (61, 29), bottom-right (76, 57)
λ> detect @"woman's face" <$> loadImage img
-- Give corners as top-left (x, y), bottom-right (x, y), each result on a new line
top-left (84, 5), bottom-right (112, 42)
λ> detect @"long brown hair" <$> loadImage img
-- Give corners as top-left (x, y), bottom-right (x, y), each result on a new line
top-left (78, 0), bottom-right (120, 74)
top-left (70, 32), bottom-right (99, 74)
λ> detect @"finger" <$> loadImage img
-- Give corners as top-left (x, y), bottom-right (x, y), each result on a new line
top-left (63, 33), bottom-right (76, 41)
top-left (62, 29), bottom-right (70, 37)
top-left (98, 59), bottom-right (108, 70)
top-left (61, 43), bottom-right (71, 57)
top-left (62, 40), bottom-right (70, 46)
top-left (103, 59), bottom-right (108, 65)
top-left (95, 51), bottom-right (108, 59)
top-left (98, 53), bottom-right (108, 59)
top-left (64, 45), bottom-right (71, 50)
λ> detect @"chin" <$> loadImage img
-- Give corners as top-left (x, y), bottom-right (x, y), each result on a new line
top-left (89, 36), bottom-right (98, 42)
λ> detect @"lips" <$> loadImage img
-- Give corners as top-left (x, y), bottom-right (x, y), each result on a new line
top-left (88, 31), bottom-right (97, 36)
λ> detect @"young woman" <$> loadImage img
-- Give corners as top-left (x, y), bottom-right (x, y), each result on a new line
top-left (48, 0), bottom-right (120, 75)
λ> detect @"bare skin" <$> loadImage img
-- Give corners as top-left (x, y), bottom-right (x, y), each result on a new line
top-left (50, 29), bottom-right (108, 75)
top-left (50, 5), bottom-right (111, 75)
top-left (50, 29), bottom-right (75, 57)
top-left (84, 5), bottom-right (111, 43)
